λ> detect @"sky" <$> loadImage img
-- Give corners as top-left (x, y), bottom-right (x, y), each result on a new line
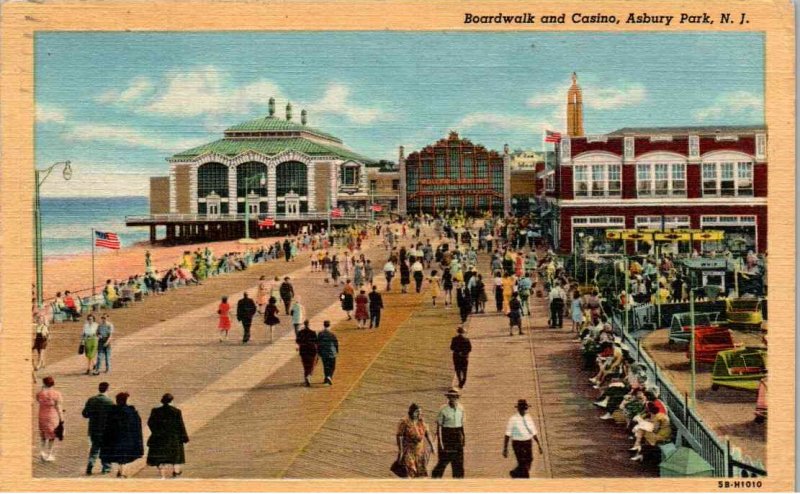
top-left (35, 32), bottom-right (764, 197)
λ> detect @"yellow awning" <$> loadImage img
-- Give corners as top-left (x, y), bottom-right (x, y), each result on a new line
top-left (654, 232), bottom-right (692, 242)
top-left (622, 231), bottom-right (654, 241)
top-left (694, 230), bottom-right (725, 241)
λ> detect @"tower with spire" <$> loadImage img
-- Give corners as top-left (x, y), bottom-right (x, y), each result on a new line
top-left (567, 72), bottom-right (585, 137)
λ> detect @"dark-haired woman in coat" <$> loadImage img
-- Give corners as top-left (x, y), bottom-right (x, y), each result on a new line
top-left (101, 392), bottom-right (143, 478)
top-left (146, 393), bottom-right (189, 479)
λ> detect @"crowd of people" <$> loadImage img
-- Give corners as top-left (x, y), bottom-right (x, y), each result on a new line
top-left (36, 210), bottom-right (729, 479)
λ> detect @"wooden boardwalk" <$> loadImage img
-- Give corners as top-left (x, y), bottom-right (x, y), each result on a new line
top-left (33, 227), bottom-right (657, 479)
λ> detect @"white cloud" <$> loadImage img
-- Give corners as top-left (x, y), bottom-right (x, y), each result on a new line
top-left (96, 76), bottom-right (155, 104)
top-left (527, 79), bottom-right (647, 111)
top-left (36, 104), bottom-right (67, 123)
top-left (64, 124), bottom-right (206, 152)
top-left (95, 67), bottom-right (391, 126)
top-left (305, 83), bottom-right (390, 124)
top-left (140, 66), bottom-right (283, 118)
top-left (693, 91), bottom-right (763, 122)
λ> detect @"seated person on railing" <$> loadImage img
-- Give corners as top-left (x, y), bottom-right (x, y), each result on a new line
top-left (103, 280), bottom-right (120, 308)
top-left (53, 291), bottom-right (66, 313)
top-left (176, 265), bottom-right (199, 285)
top-left (119, 281), bottom-right (134, 306)
top-left (62, 291), bottom-right (82, 321)
top-left (590, 341), bottom-right (624, 389)
top-left (594, 375), bottom-right (630, 420)
top-left (145, 271), bottom-right (160, 295)
top-left (629, 401), bottom-right (673, 462)
top-left (133, 277), bottom-right (144, 301)
top-left (620, 388), bottom-right (647, 428)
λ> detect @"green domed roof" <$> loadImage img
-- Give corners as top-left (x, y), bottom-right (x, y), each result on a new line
top-left (225, 115), bottom-right (341, 143)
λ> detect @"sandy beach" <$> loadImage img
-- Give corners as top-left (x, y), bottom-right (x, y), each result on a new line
top-left (41, 235), bottom-right (300, 301)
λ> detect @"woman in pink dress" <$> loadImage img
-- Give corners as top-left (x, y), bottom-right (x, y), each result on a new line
top-left (36, 376), bottom-right (64, 462)
top-left (354, 290), bottom-right (369, 329)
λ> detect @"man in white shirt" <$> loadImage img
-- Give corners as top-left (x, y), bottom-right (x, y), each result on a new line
top-left (502, 399), bottom-right (543, 478)
top-left (432, 388), bottom-right (466, 478)
top-left (548, 283), bottom-right (566, 328)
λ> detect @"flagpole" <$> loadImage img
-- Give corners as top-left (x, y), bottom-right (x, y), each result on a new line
top-left (91, 228), bottom-right (96, 296)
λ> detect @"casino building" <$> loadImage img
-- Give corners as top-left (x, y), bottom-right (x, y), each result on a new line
top-left (399, 131), bottom-right (511, 216)
top-left (540, 74), bottom-right (768, 255)
top-left (132, 98), bottom-right (377, 242)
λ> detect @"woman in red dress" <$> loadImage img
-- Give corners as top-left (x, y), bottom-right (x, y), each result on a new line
top-left (217, 296), bottom-right (231, 342)
top-left (355, 290), bottom-right (369, 329)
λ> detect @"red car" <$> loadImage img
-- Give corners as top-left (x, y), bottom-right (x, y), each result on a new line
top-left (686, 327), bottom-right (737, 364)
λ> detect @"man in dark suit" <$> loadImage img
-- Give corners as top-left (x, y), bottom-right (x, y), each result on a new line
top-left (295, 320), bottom-right (318, 386)
top-left (236, 292), bottom-right (257, 344)
top-left (316, 321), bottom-right (339, 385)
top-left (368, 285), bottom-right (383, 329)
top-left (279, 277), bottom-right (294, 315)
top-left (283, 239), bottom-right (292, 262)
top-left (449, 326), bottom-right (472, 388)
top-left (82, 381), bottom-right (113, 475)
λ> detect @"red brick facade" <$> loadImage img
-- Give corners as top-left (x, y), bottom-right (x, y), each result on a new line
top-left (550, 126), bottom-right (767, 254)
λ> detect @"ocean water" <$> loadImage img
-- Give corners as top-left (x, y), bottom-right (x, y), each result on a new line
top-left (40, 196), bottom-right (152, 257)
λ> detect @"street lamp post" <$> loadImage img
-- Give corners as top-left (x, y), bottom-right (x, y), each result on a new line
top-left (580, 234), bottom-right (593, 286)
top-left (240, 173), bottom-right (266, 244)
top-left (576, 231), bottom-right (583, 281)
top-left (34, 161), bottom-right (72, 308)
top-left (689, 287), bottom-right (697, 407)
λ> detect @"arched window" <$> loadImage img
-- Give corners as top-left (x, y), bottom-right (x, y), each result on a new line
top-left (276, 161), bottom-right (308, 196)
top-left (236, 162), bottom-right (268, 197)
top-left (197, 162), bottom-right (228, 198)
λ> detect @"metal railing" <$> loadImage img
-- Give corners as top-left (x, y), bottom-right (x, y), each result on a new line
top-left (126, 212), bottom-right (376, 223)
top-left (612, 309), bottom-right (766, 477)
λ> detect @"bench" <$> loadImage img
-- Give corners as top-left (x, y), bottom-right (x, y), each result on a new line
top-left (51, 302), bottom-right (67, 323)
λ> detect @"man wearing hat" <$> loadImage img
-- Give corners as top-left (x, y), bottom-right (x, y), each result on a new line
top-left (431, 388), bottom-right (465, 478)
top-left (449, 326), bottom-right (472, 388)
top-left (503, 399), bottom-right (543, 478)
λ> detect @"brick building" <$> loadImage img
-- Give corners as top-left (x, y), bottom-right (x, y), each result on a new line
top-left (399, 132), bottom-right (511, 216)
top-left (547, 125), bottom-right (767, 254)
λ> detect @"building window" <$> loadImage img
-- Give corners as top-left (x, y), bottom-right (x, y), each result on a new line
top-left (435, 152), bottom-right (446, 178)
top-left (236, 162), bottom-right (267, 198)
top-left (463, 154), bottom-right (474, 178)
top-left (636, 162), bottom-right (686, 197)
top-left (573, 163), bottom-right (621, 197)
top-left (276, 161), bottom-right (308, 196)
top-left (755, 133), bottom-right (767, 160)
top-left (449, 152), bottom-right (460, 179)
top-left (560, 137), bottom-right (571, 161)
top-left (689, 135), bottom-right (700, 158)
top-left (624, 137), bottom-right (635, 160)
top-left (340, 165), bottom-right (359, 187)
top-left (545, 174), bottom-right (555, 192)
top-left (702, 161), bottom-right (753, 197)
top-left (392, 179), bottom-right (400, 191)
top-left (197, 162), bottom-right (229, 198)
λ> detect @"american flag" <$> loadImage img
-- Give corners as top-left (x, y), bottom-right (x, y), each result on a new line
top-left (370, 204), bottom-right (383, 212)
top-left (95, 231), bottom-right (121, 250)
top-left (330, 208), bottom-right (343, 218)
top-left (258, 218), bottom-right (275, 228)
top-left (544, 130), bottom-right (562, 143)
